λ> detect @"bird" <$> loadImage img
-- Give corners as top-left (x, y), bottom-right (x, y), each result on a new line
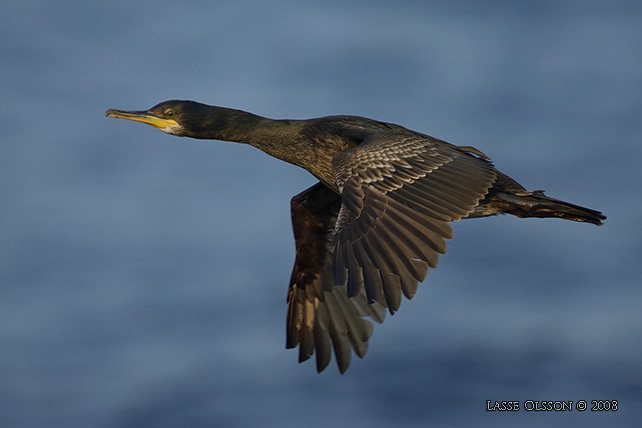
top-left (106, 100), bottom-right (606, 373)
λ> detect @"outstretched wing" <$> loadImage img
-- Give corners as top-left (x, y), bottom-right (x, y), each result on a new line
top-left (286, 182), bottom-right (385, 373)
top-left (332, 130), bottom-right (497, 313)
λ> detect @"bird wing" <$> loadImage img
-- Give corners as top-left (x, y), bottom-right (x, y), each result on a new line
top-left (287, 182), bottom-right (385, 373)
top-left (332, 130), bottom-right (497, 312)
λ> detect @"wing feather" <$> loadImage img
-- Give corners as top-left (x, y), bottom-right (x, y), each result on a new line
top-left (333, 130), bottom-right (497, 311)
top-left (287, 182), bottom-right (385, 373)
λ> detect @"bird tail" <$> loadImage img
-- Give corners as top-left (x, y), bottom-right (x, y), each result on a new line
top-left (496, 190), bottom-right (606, 226)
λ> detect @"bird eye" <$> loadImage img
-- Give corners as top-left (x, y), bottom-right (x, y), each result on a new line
top-left (164, 109), bottom-right (176, 118)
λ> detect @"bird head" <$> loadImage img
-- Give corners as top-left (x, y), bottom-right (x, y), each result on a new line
top-left (106, 100), bottom-right (211, 136)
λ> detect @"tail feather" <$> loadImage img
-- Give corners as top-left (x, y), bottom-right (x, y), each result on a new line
top-left (497, 190), bottom-right (606, 226)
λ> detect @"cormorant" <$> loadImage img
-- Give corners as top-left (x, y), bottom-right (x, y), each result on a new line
top-left (106, 100), bottom-right (606, 373)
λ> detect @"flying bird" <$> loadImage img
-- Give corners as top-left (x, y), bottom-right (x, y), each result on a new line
top-left (106, 100), bottom-right (605, 373)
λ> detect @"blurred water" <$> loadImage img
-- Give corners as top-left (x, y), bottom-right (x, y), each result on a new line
top-left (1, 1), bottom-right (641, 427)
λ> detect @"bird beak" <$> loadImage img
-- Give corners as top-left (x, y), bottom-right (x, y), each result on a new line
top-left (105, 109), bottom-right (179, 131)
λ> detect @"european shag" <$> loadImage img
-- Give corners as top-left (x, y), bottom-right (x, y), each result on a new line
top-left (106, 100), bottom-right (606, 373)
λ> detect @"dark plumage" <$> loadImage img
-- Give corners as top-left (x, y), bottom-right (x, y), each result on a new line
top-left (106, 100), bottom-right (606, 373)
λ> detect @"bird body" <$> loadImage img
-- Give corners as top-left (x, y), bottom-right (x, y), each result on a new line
top-left (106, 100), bottom-right (605, 373)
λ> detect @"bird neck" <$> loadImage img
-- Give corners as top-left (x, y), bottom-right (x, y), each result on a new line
top-left (194, 107), bottom-right (307, 166)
